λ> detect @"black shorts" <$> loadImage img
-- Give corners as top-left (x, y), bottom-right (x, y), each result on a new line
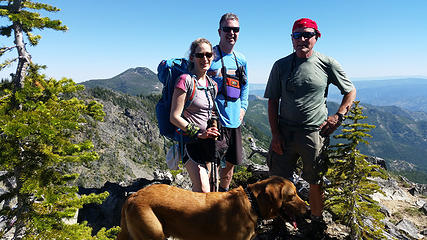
top-left (214, 126), bottom-right (243, 165)
top-left (184, 138), bottom-right (216, 165)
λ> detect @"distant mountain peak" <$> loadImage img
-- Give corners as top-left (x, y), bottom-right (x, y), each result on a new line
top-left (118, 67), bottom-right (155, 78)
top-left (81, 66), bottom-right (161, 96)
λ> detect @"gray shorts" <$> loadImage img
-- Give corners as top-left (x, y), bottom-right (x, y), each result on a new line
top-left (266, 128), bottom-right (327, 184)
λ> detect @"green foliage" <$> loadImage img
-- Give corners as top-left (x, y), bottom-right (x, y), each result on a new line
top-left (88, 87), bottom-right (144, 111)
top-left (0, 0), bottom-right (67, 44)
top-left (325, 101), bottom-right (387, 240)
top-left (230, 166), bottom-right (253, 188)
top-left (1, 0), bottom-right (68, 74)
top-left (1, 2), bottom-right (118, 238)
top-left (0, 65), bottom-right (116, 239)
top-left (24, 223), bottom-right (120, 240)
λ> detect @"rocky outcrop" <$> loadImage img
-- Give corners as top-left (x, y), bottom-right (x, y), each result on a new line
top-left (396, 219), bottom-right (424, 240)
top-left (78, 177), bottom-right (171, 233)
top-left (409, 183), bottom-right (427, 196)
top-left (366, 156), bottom-right (387, 170)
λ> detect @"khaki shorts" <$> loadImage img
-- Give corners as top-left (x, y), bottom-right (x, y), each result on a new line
top-left (266, 128), bottom-right (327, 184)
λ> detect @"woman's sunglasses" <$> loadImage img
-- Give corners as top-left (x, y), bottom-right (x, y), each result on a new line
top-left (194, 52), bottom-right (213, 58)
top-left (291, 31), bottom-right (317, 39)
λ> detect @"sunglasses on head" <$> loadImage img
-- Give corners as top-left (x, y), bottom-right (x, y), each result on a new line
top-left (222, 26), bottom-right (240, 33)
top-left (194, 52), bottom-right (213, 58)
top-left (291, 31), bottom-right (317, 39)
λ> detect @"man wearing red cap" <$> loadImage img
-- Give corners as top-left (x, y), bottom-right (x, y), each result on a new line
top-left (264, 18), bottom-right (356, 237)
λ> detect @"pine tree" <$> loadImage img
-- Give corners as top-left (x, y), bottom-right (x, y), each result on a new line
top-left (1, 1), bottom-right (119, 239)
top-left (325, 101), bottom-right (387, 240)
top-left (0, 0), bottom-right (68, 88)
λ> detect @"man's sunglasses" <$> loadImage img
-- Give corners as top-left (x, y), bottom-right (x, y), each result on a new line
top-left (291, 31), bottom-right (317, 39)
top-left (194, 52), bottom-right (213, 58)
top-left (222, 26), bottom-right (240, 33)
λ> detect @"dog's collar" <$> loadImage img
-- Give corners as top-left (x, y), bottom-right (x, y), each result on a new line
top-left (244, 187), bottom-right (262, 219)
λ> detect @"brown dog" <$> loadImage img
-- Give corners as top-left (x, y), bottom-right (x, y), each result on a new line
top-left (117, 176), bottom-right (307, 240)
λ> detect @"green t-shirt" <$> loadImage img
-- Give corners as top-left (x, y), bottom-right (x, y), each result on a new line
top-left (264, 51), bottom-right (354, 130)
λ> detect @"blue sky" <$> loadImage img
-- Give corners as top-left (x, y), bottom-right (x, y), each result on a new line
top-left (1, 0), bottom-right (427, 83)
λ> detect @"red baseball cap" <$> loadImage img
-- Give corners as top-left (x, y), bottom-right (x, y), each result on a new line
top-left (292, 18), bottom-right (321, 38)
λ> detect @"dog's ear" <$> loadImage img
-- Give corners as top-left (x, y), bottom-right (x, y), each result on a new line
top-left (280, 181), bottom-right (296, 203)
top-left (266, 183), bottom-right (284, 206)
top-left (257, 179), bottom-right (286, 218)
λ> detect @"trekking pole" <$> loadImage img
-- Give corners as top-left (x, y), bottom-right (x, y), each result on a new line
top-left (211, 161), bottom-right (217, 192)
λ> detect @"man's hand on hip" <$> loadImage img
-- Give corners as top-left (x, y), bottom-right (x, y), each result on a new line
top-left (319, 114), bottom-right (342, 137)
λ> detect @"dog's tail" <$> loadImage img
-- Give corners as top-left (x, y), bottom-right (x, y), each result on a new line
top-left (117, 200), bottom-right (130, 240)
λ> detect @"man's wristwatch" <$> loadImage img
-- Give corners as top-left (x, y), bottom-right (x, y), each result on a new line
top-left (336, 112), bottom-right (345, 122)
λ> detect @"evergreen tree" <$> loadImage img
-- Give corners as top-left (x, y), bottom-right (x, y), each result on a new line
top-left (325, 101), bottom-right (387, 240)
top-left (0, 0), bottom-right (68, 88)
top-left (0, 1), bottom-right (119, 239)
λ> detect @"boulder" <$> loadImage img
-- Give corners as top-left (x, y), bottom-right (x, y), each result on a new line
top-left (415, 199), bottom-right (426, 208)
top-left (366, 156), bottom-right (387, 170)
top-left (421, 203), bottom-right (427, 215)
top-left (379, 204), bottom-right (392, 217)
top-left (383, 220), bottom-right (410, 240)
top-left (395, 219), bottom-right (421, 240)
top-left (409, 183), bottom-right (427, 197)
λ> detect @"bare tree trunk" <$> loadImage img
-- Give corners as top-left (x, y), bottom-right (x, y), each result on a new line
top-left (11, 0), bottom-right (31, 90)
top-left (12, 22), bottom-right (31, 90)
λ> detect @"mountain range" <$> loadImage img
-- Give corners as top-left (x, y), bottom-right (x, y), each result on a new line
top-left (80, 69), bottom-right (427, 183)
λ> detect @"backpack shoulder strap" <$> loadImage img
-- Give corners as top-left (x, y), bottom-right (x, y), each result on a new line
top-left (232, 51), bottom-right (240, 68)
top-left (206, 75), bottom-right (217, 99)
top-left (218, 46), bottom-right (239, 69)
top-left (189, 75), bottom-right (197, 101)
top-left (184, 75), bottom-right (197, 108)
top-left (217, 46), bottom-right (228, 106)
